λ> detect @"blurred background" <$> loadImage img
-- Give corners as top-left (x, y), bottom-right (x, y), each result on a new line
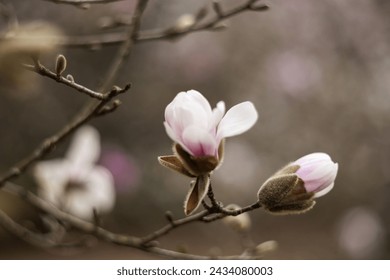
top-left (1, 0), bottom-right (390, 259)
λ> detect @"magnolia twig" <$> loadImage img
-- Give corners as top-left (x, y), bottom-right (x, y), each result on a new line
top-left (140, 210), bottom-right (209, 245)
top-left (43, 0), bottom-right (123, 6)
top-left (62, 0), bottom-right (269, 48)
top-left (0, 84), bottom-right (130, 189)
top-left (23, 61), bottom-right (107, 100)
top-left (0, 208), bottom-right (58, 248)
top-left (206, 183), bottom-right (262, 216)
top-left (2, 183), bottom-right (261, 259)
top-left (99, 0), bottom-right (149, 91)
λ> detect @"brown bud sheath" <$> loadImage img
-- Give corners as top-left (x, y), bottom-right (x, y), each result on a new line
top-left (184, 174), bottom-right (210, 216)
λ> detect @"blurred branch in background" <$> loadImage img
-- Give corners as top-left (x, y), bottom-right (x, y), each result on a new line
top-left (43, 0), bottom-right (124, 8)
top-left (61, 0), bottom-right (269, 48)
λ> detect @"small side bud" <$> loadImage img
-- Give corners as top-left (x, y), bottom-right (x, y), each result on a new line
top-left (172, 14), bottom-right (196, 33)
top-left (195, 7), bottom-right (208, 21)
top-left (78, 3), bottom-right (91, 10)
top-left (98, 16), bottom-right (115, 29)
top-left (55, 54), bottom-right (67, 76)
top-left (212, 22), bottom-right (228, 30)
top-left (254, 240), bottom-right (278, 255)
top-left (66, 74), bottom-right (74, 83)
top-left (212, 1), bottom-right (223, 18)
top-left (222, 204), bottom-right (251, 232)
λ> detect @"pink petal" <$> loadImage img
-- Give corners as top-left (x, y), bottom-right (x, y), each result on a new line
top-left (217, 101), bottom-right (258, 140)
top-left (313, 182), bottom-right (334, 198)
top-left (182, 125), bottom-right (218, 157)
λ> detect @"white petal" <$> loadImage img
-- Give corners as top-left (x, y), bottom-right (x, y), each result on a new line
top-left (211, 101), bottom-right (225, 129)
top-left (182, 125), bottom-right (218, 157)
top-left (314, 182), bottom-right (334, 198)
top-left (164, 121), bottom-right (180, 143)
top-left (66, 126), bottom-right (100, 166)
top-left (185, 90), bottom-right (213, 115)
top-left (34, 159), bottom-right (71, 205)
top-left (294, 152), bottom-right (331, 166)
top-left (63, 166), bottom-right (115, 220)
top-left (217, 101), bottom-right (258, 140)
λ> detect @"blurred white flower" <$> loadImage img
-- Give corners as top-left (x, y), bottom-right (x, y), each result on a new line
top-left (34, 126), bottom-right (115, 221)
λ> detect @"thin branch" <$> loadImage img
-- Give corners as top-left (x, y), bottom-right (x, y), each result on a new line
top-left (140, 210), bottom-right (209, 245)
top-left (23, 62), bottom-right (107, 100)
top-left (99, 0), bottom-right (149, 91)
top-left (43, 0), bottom-right (124, 6)
top-left (61, 0), bottom-right (269, 48)
top-left (139, 0), bottom-right (268, 42)
top-left (2, 183), bottom-right (261, 259)
top-left (0, 84), bottom-right (130, 188)
top-left (0, 208), bottom-right (58, 247)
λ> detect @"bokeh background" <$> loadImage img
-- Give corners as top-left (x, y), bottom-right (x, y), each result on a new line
top-left (1, 0), bottom-right (390, 259)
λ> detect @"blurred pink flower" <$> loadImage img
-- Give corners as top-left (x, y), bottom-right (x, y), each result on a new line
top-left (34, 126), bottom-right (115, 221)
top-left (100, 146), bottom-right (140, 193)
top-left (294, 152), bottom-right (338, 197)
top-left (164, 90), bottom-right (258, 158)
top-left (337, 207), bottom-right (385, 259)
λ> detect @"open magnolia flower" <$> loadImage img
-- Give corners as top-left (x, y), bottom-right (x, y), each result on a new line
top-left (158, 90), bottom-right (258, 215)
top-left (34, 126), bottom-right (115, 221)
top-left (257, 152), bottom-right (338, 214)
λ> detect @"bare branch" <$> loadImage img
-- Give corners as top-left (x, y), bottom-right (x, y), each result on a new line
top-left (61, 0), bottom-right (269, 48)
top-left (23, 61), bottom-right (107, 100)
top-left (0, 83), bottom-right (130, 188)
top-left (2, 183), bottom-right (262, 259)
top-left (99, 0), bottom-right (149, 91)
top-left (42, 0), bottom-right (124, 6)
top-left (0, 209), bottom-right (58, 247)
top-left (140, 210), bottom-right (209, 245)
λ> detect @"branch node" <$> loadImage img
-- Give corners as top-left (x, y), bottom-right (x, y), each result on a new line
top-left (212, 1), bottom-right (224, 18)
top-left (165, 211), bottom-right (174, 224)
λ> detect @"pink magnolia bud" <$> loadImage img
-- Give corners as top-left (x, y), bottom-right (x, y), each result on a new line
top-left (294, 152), bottom-right (338, 198)
top-left (257, 152), bottom-right (338, 215)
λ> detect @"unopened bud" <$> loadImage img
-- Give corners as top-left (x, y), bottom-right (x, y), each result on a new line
top-left (172, 14), bottom-right (196, 33)
top-left (195, 7), bottom-right (208, 21)
top-left (212, 22), bottom-right (228, 30)
top-left (66, 74), bottom-right (74, 83)
top-left (254, 240), bottom-right (278, 255)
top-left (98, 16), bottom-right (115, 29)
top-left (78, 3), bottom-right (90, 10)
top-left (55, 54), bottom-right (67, 76)
top-left (258, 153), bottom-right (338, 215)
top-left (222, 204), bottom-right (251, 232)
